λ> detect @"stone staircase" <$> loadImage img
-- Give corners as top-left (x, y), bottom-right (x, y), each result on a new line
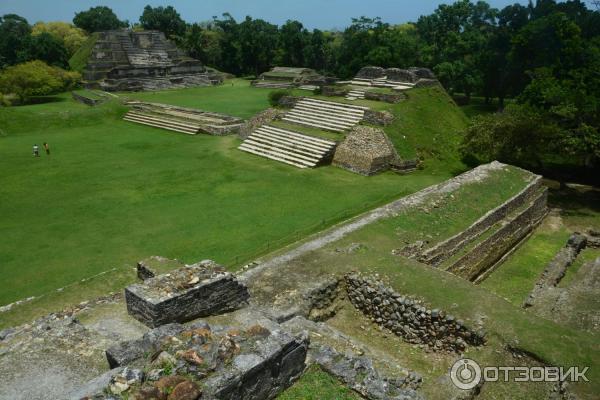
top-left (123, 111), bottom-right (200, 134)
top-left (346, 89), bottom-right (365, 100)
top-left (117, 32), bottom-right (172, 67)
top-left (282, 98), bottom-right (367, 132)
top-left (239, 125), bottom-right (337, 169)
top-left (252, 81), bottom-right (295, 89)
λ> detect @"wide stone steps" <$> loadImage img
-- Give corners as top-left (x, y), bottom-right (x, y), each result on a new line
top-left (282, 98), bottom-right (366, 132)
top-left (239, 125), bottom-right (337, 169)
top-left (253, 81), bottom-right (294, 89)
top-left (123, 111), bottom-right (200, 134)
top-left (346, 89), bottom-right (366, 100)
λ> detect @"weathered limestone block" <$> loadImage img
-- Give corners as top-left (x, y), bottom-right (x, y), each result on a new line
top-left (363, 109), bottom-right (395, 126)
top-left (386, 68), bottom-right (418, 83)
top-left (345, 273), bottom-right (485, 352)
top-left (356, 66), bottom-right (386, 79)
top-left (125, 260), bottom-right (250, 328)
top-left (333, 126), bottom-right (399, 176)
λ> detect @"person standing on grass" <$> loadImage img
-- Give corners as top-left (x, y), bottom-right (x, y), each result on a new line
top-left (43, 142), bottom-right (50, 156)
top-left (32, 144), bottom-right (39, 157)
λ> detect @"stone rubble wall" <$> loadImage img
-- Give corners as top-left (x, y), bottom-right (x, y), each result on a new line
top-left (345, 273), bottom-right (485, 352)
top-left (523, 233), bottom-right (588, 308)
top-left (364, 91), bottom-right (406, 104)
top-left (71, 91), bottom-right (104, 106)
top-left (363, 109), bottom-right (395, 126)
top-left (238, 108), bottom-right (285, 139)
top-left (419, 174), bottom-right (544, 266)
top-left (447, 189), bottom-right (548, 281)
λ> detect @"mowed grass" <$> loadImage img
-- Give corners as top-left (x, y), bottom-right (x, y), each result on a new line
top-left (121, 78), bottom-right (270, 119)
top-left (278, 365), bottom-right (361, 400)
top-left (0, 84), bottom-right (463, 312)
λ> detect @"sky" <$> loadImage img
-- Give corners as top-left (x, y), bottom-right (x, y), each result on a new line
top-left (0, 0), bottom-right (596, 30)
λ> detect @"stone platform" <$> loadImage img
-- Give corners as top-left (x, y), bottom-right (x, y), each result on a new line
top-left (125, 260), bottom-right (249, 327)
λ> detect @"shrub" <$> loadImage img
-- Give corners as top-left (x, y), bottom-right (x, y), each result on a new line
top-left (268, 89), bottom-right (291, 107)
top-left (0, 60), bottom-right (81, 104)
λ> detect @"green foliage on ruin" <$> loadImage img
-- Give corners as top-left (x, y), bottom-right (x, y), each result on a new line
top-left (68, 32), bottom-right (99, 73)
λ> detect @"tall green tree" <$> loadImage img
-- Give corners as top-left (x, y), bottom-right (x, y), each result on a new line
top-left (73, 6), bottom-right (127, 33)
top-left (139, 5), bottom-right (186, 38)
top-left (0, 14), bottom-right (31, 67)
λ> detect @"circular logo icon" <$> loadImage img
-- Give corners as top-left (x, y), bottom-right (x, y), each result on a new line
top-left (450, 358), bottom-right (482, 390)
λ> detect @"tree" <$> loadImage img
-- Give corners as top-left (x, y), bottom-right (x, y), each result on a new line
top-left (73, 6), bottom-right (127, 33)
top-left (20, 32), bottom-right (69, 68)
top-left (0, 60), bottom-right (80, 103)
top-left (31, 22), bottom-right (88, 57)
top-left (237, 17), bottom-right (278, 76)
top-left (0, 14), bottom-right (31, 67)
top-left (278, 20), bottom-right (308, 67)
top-left (139, 5), bottom-right (186, 38)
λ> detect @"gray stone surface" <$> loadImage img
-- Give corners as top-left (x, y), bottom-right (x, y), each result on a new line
top-left (80, 320), bottom-right (310, 400)
top-left (83, 30), bottom-right (223, 92)
top-left (363, 109), bottom-right (395, 126)
top-left (346, 273), bottom-right (485, 352)
top-left (238, 108), bottom-right (285, 139)
top-left (125, 260), bottom-right (249, 327)
top-left (333, 126), bottom-right (399, 176)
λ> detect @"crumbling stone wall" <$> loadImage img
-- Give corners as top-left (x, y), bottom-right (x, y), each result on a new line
top-left (363, 109), bottom-right (395, 126)
top-left (524, 233), bottom-right (588, 308)
top-left (364, 91), bottom-right (406, 103)
top-left (447, 189), bottom-right (548, 281)
top-left (125, 261), bottom-right (249, 327)
top-left (345, 273), bottom-right (485, 352)
top-left (85, 321), bottom-right (309, 400)
top-left (238, 108), bottom-right (285, 139)
top-left (333, 126), bottom-right (399, 176)
top-left (419, 175), bottom-right (544, 266)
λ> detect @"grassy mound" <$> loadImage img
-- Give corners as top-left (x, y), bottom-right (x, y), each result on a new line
top-left (68, 33), bottom-right (99, 73)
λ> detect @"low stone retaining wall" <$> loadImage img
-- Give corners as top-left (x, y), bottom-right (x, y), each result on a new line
top-left (345, 273), bottom-right (485, 352)
top-left (125, 260), bottom-right (249, 327)
top-left (523, 233), bottom-right (588, 308)
top-left (364, 91), bottom-right (406, 103)
top-left (278, 95), bottom-right (301, 108)
top-left (72, 91), bottom-right (104, 106)
top-left (322, 86), bottom-right (349, 97)
top-left (419, 174), bottom-right (544, 266)
top-left (238, 108), bottom-right (285, 139)
top-left (447, 189), bottom-right (548, 281)
top-left (363, 109), bottom-right (395, 126)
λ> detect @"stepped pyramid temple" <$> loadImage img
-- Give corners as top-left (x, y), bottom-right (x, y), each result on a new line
top-left (82, 30), bottom-right (224, 91)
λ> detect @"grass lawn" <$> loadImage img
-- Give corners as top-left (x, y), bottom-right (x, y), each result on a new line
top-left (278, 365), bottom-right (361, 400)
top-left (121, 79), bottom-right (271, 119)
top-left (0, 82), bottom-right (467, 327)
top-left (480, 222), bottom-right (571, 305)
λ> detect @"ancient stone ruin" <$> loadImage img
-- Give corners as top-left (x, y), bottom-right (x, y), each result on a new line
top-left (125, 260), bottom-right (250, 327)
top-left (252, 66), bottom-right (336, 89)
top-left (345, 273), bottom-right (486, 352)
top-left (82, 30), bottom-right (223, 91)
top-left (333, 126), bottom-right (400, 175)
top-left (352, 66), bottom-right (439, 89)
top-left (123, 101), bottom-right (244, 135)
top-left (90, 320), bottom-right (309, 399)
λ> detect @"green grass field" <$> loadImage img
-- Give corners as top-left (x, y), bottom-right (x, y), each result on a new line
top-left (0, 80), bottom-right (468, 320)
